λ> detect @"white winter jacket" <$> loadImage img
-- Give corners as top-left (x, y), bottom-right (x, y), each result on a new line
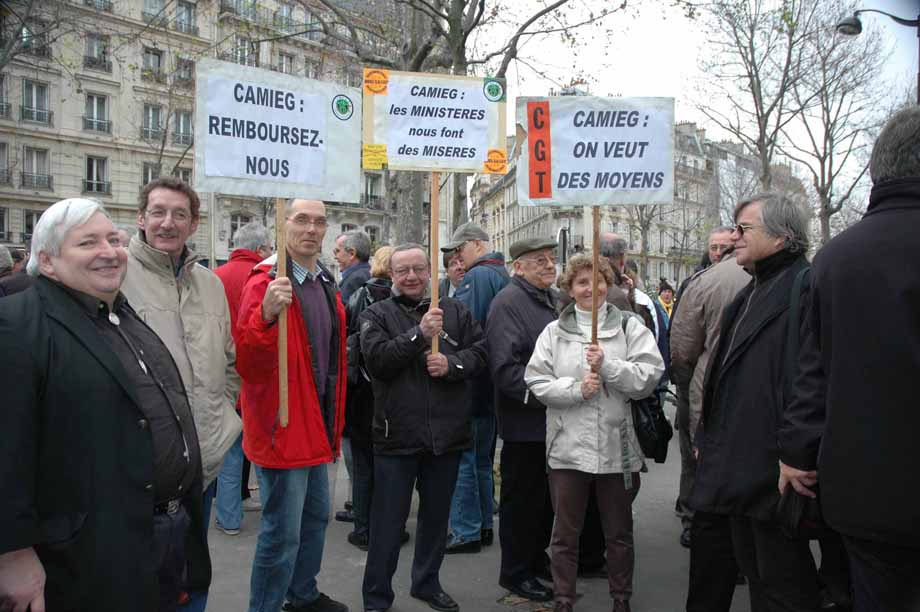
top-left (525, 302), bottom-right (664, 474)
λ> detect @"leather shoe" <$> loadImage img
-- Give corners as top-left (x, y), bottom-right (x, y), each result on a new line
top-left (499, 577), bottom-right (553, 602)
top-left (481, 528), bottom-right (494, 546)
top-left (411, 589), bottom-right (459, 612)
top-left (680, 526), bottom-right (691, 548)
top-left (612, 599), bottom-right (631, 612)
top-left (334, 509), bottom-right (354, 523)
top-left (445, 539), bottom-right (481, 554)
top-left (347, 530), bottom-right (369, 551)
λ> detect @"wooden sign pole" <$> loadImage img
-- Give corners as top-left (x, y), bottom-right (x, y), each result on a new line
top-left (275, 198), bottom-right (289, 427)
top-left (429, 171), bottom-right (440, 354)
top-left (590, 205), bottom-right (600, 350)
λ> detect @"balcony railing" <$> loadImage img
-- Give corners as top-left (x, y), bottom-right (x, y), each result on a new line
top-left (174, 73), bottom-right (194, 88)
top-left (173, 132), bottom-right (193, 146)
top-left (140, 126), bottom-right (164, 140)
top-left (0, 102), bottom-right (10, 119)
top-left (0, 168), bottom-right (11, 185)
top-left (83, 179), bottom-right (112, 195)
top-left (173, 20), bottom-right (199, 35)
top-left (217, 50), bottom-right (259, 68)
top-left (361, 193), bottom-right (384, 210)
top-left (141, 68), bottom-right (167, 84)
top-left (83, 116), bottom-right (112, 133)
top-left (0, 231), bottom-right (11, 241)
top-left (142, 11), bottom-right (169, 26)
top-left (21, 106), bottom-right (53, 125)
top-left (84, 54), bottom-right (112, 72)
top-left (84, 0), bottom-right (113, 11)
top-left (21, 172), bottom-right (53, 190)
top-left (22, 44), bottom-right (51, 58)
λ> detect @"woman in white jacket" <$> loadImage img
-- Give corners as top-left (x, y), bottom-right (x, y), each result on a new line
top-left (525, 253), bottom-right (664, 612)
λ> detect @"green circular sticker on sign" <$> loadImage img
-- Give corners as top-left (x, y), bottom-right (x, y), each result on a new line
top-left (483, 80), bottom-right (504, 102)
top-left (332, 95), bottom-right (354, 120)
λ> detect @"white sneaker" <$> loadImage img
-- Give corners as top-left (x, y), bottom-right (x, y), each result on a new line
top-left (242, 498), bottom-right (262, 512)
top-left (215, 522), bottom-right (240, 536)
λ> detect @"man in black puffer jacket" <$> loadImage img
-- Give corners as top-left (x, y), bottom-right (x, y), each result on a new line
top-left (359, 244), bottom-right (486, 612)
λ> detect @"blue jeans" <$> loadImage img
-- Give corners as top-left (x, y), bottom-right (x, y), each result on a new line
top-left (248, 464), bottom-right (330, 612)
top-left (448, 414), bottom-right (495, 545)
top-left (179, 481), bottom-right (215, 612)
top-left (216, 433), bottom-right (244, 530)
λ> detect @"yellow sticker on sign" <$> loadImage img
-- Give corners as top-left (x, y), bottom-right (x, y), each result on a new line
top-left (483, 148), bottom-right (507, 174)
top-left (363, 69), bottom-right (390, 95)
top-left (363, 144), bottom-right (388, 170)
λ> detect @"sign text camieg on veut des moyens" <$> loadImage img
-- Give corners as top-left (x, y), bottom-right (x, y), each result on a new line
top-left (194, 58), bottom-right (361, 201)
top-left (362, 69), bottom-right (507, 174)
top-left (516, 96), bottom-right (674, 207)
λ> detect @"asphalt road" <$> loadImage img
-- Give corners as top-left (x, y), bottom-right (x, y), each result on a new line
top-left (206, 409), bottom-right (753, 612)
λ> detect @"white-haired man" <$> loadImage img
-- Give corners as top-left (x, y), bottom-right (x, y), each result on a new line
top-left (0, 198), bottom-right (209, 612)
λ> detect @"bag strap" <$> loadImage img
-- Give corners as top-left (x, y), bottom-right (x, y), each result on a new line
top-left (784, 267), bottom-right (811, 400)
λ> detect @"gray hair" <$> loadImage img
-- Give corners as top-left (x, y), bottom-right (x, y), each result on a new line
top-left (390, 242), bottom-right (430, 266)
top-left (27, 198), bottom-right (109, 276)
top-left (870, 106), bottom-right (920, 184)
top-left (735, 192), bottom-right (809, 254)
top-left (234, 221), bottom-right (271, 252)
top-left (709, 226), bottom-right (734, 236)
top-left (340, 230), bottom-right (372, 262)
top-left (0, 245), bottom-right (11, 274)
top-left (599, 236), bottom-right (628, 259)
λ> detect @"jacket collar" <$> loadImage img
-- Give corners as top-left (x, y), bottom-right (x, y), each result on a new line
top-left (468, 251), bottom-right (506, 271)
top-left (129, 234), bottom-right (204, 279)
top-left (557, 300), bottom-right (623, 337)
top-left (35, 277), bottom-right (143, 410)
top-left (751, 248), bottom-right (801, 283)
top-left (511, 275), bottom-right (556, 311)
top-left (229, 249), bottom-right (263, 264)
top-left (866, 178), bottom-right (920, 216)
top-left (341, 260), bottom-right (370, 281)
top-left (253, 252), bottom-right (335, 285)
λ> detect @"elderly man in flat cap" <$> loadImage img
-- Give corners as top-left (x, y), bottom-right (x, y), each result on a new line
top-left (486, 237), bottom-right (560, 602)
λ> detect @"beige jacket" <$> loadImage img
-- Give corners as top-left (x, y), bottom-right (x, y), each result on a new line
top-left (122, 236), bottom-right (242, 487)
top-left (525, 303), bottom-right (664, 474)
top-left (669, 253), bottom-right (749, 439)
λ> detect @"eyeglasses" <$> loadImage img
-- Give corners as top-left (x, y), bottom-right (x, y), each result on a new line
top-left (287, 215), bottom-right (328, 229)
top-left (392, 265), bottom-right (428, 278)
top-left (518, 255), bottom-right (557, 267)
top-left (146, 208), bottom-right (191, 222)
top-left (733, 223), bottom-right (762, 236)
top-left (709, 244), bottom-right (731, 253)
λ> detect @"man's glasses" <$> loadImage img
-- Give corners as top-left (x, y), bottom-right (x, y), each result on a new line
top-left (287, 215), bottom-right (328, 229)
top-left (393, 265), bottom-right (428, 278)
top-left (733, 223), bottom-right (761, 236)
top-left (518, 255), bottom-right (557, 267)
top-left (709, 244), bottom-right (731, 253)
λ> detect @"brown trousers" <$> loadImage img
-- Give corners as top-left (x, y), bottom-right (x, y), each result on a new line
top-left (548, 469), bottom-right (640, 605)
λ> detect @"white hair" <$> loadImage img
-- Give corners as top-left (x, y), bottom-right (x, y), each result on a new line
top-left (27, 198), bottom-right (109, 276)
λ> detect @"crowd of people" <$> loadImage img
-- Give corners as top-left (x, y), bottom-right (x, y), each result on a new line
top-left (0, 106), bottom-right (918, 612)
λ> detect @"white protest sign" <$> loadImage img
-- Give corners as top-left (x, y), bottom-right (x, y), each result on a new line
top-left (194, 58), bottom-right (361, 200)
top-left (362, 69), bottom-right (507, 174)
top-left (516, 96), bottom-right (674, 206)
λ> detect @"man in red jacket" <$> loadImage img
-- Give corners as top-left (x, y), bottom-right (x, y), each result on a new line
top-left (213, 222), bottom-right (272, 533)
top-left (236, 200), bottom-right (348, 612)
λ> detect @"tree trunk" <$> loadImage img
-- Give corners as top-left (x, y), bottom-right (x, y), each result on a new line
top-left (819, 198), bottom-right (832, 246)
top-left (391, 171), bottom-right (425, 244)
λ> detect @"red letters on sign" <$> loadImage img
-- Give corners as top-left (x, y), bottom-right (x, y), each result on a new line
top-left (528, 101), bottom-right (552, 199)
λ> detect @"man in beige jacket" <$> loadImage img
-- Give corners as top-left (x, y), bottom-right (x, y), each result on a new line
top-left (122, 177), bottom-right (242, 612)
top-left (669, 247), bottom-right (748, 612)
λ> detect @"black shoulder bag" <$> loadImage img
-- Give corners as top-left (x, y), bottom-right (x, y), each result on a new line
top-left (621, 315), bottom-right (672, 463)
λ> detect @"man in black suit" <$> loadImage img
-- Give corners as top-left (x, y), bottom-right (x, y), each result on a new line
top-left (0, 198), bottom-right (209, 612)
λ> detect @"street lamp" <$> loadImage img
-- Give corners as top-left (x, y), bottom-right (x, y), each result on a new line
top-left (836, 8), bottom-right (920, 104)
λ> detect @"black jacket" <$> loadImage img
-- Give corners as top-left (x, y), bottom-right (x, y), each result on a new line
top-left (345, 276), bottom-right (392, 445)
top-left (780, 178), bottom-right (920, 548)
top-left (690, 249), bottom-right (809, 520)
top-left (0, 270), bottom-right (35, 297)
top-left (359, 293), bottom-right (487, 455)
top-left (486, 276), bottom-right (558, 442)
top-left (0, 279), bottom-right (210, 611)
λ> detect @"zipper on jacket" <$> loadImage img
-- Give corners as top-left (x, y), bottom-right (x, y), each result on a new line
top-left (722, 278), bottom-right (758, 368)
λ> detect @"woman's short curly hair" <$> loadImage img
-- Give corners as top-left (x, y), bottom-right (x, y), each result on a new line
top-left (370, 245), bottom-right (395, 279)
top-left (559, 252), bottom-right (614, 294)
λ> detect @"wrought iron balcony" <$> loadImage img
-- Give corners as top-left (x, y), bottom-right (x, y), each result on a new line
top-left (0, 168), bottom-right (11, 185)
top-left (83, 116), bottom-right (112, 133)
top-left (21, 172), bottom-right (53, 190)
top-left (141, 68), bottom-right (167, 84)
top-left (83, 179), bottom-right (112, 195)
top-left (361, 193), bottom-right (384, 210)
top-left (21, 106), bottom-right (53, 125)
top-left (173, 20), bottom-right (199, 35)
top-left (140, 126), bottom-right (164, 140)
top-left (173, 132), bottom-right (193, 146)
top-left (84, 0), bottom-right (113, 11)
top-left (142, 11), bottom-right (168, 26)
top-left (84, 54), bottom-right (112, 72)
top-left (0, 102), bottom-right (10, 119)
top-left (22, 44), bottom-right (51, 58)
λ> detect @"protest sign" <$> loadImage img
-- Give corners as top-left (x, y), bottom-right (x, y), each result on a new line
top-left (362, 69), bottom-right (507, 174)
top-left (194, 58), bottom-right (362, 201)
top-left (516, 96), bottom-right (674, 207)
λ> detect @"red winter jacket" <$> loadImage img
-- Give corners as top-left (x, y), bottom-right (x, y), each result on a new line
top-left (214, 249), bottom-right (263, 345)
top-left (236, 256), bottom-right (347, 469)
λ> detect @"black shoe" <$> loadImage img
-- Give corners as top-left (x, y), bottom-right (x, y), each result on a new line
top-left (534, 563), bottom-right (553, 582)
top-left (282, 593), bottom-right (349, 612)
top-left (680, 526), bottom-right (691, 548)
top-left (344, 500), bottom-right (353, 511)
top-left (736, 572), bottom-right (747, 585)
top-left (400, 530), bottom-right (411, 546)
top-left (499, 577), bottom-right (553, 602)
top-left (480, 528), bottom-right (494, 546)
top-left (347, 530), bottom-right (369, 551)
top-left (411, 589), bottom-right (459, 612)
top-left (445, 539), bottom-right (481, 554)
top-left (335, 509), bottom-right (354, 523)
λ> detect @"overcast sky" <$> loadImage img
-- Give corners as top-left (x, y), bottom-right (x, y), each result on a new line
top-left (499, 0), bottom-right (919, 139)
